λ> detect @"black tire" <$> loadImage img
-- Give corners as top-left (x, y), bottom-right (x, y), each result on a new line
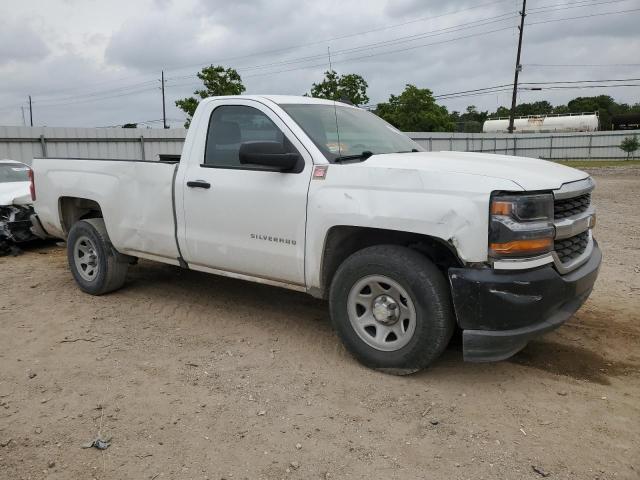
top-left (329, 245), bottom-right (455, 375)
top-left (66, 219), bottom-right (129, 295)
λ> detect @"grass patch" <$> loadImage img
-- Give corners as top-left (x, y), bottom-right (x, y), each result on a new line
top-left (555, 160), bottom-right (640, 168)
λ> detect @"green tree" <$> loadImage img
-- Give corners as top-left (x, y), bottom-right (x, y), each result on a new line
top-left (492, 101), bottom-right (553, 119)
top-left (376, 84), bottom-right (454, 132)
top-left (122, 123), bottom-right (137, 128)
top-left (456, 105), bottom-right (489, 132)
top-left (560, 95), bottom-right (618, 130)
top-left (175, 65), bottom-right (245, 127)
top-left (620, 136), bottom-right (639, 160)
top-left (309, 70), bottom-right (369, 106)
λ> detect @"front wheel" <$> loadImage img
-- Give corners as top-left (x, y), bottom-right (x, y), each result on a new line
top-left (67, 219), bottom-right (129, 295)
top-left (329, 245), bottom-right (455, 374)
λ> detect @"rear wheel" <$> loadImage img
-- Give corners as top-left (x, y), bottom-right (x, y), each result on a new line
top-left (67, 219), bottom-right (129, 295)
top-left (329, 245), bottom-right (455, 374)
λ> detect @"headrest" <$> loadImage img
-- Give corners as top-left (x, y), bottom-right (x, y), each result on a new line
top-left (212, 121), bottom-right (241, 145)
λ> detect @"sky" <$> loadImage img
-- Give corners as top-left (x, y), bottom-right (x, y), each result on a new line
top-left (0, 0), bottom-right (638, 128)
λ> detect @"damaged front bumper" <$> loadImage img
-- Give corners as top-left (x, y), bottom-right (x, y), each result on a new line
top-left (0, 204), bottom-right (38, 254)
top-left (448, 241), bottom-right (602, 362)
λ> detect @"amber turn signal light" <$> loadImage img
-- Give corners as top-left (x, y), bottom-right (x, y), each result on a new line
top-left (490, 200), bottom-right (512, 216)
top-left (489, 237), bottom-right (553, 256)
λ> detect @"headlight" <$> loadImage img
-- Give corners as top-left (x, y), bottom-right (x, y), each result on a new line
top-left (489, 193), bottom-right (554, 258)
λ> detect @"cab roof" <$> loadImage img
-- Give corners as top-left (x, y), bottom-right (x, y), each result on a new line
top-left (200, 95), bottom-right (359, 108)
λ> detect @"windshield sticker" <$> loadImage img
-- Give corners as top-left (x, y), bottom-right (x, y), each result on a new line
top-left (326, 142), bottom-right (347, 154)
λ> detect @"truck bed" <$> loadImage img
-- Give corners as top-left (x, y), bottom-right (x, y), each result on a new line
top-left (33, 158), bottom-right (181, 264)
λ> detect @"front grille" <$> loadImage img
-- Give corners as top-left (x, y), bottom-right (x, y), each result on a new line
top-left (554, 230), bottom-right (589, 263)
top-left (554, 193), bottom-right (591, 220)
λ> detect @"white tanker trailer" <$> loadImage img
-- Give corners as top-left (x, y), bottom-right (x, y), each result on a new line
top-left (483, 112), bottom-right (599, 133)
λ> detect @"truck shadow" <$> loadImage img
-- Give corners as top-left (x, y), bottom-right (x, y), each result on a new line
top-left (120, 260), bottom-right (639, 384)
top-left (509, 340), bottom-right (639, 385)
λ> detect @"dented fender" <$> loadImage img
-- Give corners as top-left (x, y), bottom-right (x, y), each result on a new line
top-left (304, 163), bottom-right (521, 289)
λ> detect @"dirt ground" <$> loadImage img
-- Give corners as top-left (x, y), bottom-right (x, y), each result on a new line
top-left (1, 169), bottom-right (639, 480)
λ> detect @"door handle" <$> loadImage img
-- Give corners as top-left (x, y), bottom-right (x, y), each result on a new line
top-left (187, 180), bottom-right (211, 189)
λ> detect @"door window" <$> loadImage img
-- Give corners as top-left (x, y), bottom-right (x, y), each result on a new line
top-left (204, 105), bottom-right (298, 168)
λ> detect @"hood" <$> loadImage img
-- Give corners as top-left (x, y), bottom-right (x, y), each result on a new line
top-left (0, 181), bottom-right (31, 206)
top-left (363, 151), bottom-right (589, 191)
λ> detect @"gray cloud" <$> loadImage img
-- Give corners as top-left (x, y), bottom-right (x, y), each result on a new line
top-left (0, 21), bottom-right (49, 65)
top-left (1, 0), bottom-right (639, 127)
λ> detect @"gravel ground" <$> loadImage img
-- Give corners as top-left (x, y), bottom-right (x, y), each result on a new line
top-left (0, 170), bottom-right (638, 480)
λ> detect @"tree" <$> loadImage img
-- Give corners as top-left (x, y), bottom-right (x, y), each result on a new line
top-left (492, 101), bottom-right (553, 119)
top-left (456, 105), bottom-right (489, 132)
top-left (175, 65), bottom-right (245, 127)
top-left (122, 123), bottom-right (137, 128)
top-left (560, 95), bottom-right (617, 130)
top-left (376, 84), bottom-right (454, 132)
top-left (487, 96), bottom-right (640, 130)
top-left (620, 136), bottom-right (639, 160)
top-left (309, 70), bottom-right (369, 106)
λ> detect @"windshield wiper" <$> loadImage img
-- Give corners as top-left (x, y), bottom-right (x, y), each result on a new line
top-left (333, 151), bottom-right (374, 163)
top-left (394, 149), bottom-right (420, 153)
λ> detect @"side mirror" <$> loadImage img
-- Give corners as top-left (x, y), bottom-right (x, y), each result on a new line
top-left (238, 141), bottom-right (301, 172)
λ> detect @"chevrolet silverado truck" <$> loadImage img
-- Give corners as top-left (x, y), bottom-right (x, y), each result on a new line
top-left (30, 95), bottom-right (601, 374)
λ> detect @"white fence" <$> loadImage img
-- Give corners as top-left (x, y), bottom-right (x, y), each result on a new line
top-left (0, 126), bottom-right (186, 165)
top-left (1, 126), bottom-right (639, 164)
top-left (407, 130), bottom-right (640, 160)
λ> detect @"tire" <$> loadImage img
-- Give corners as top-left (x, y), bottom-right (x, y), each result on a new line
top-left (66, 218), bottom-right (129, 295)
top-left (329, 245), bottom-right (455, 375)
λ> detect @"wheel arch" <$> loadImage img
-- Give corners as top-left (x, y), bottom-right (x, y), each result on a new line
top-left (316, 225), bottom-right (463, 299)
top-left (58, 196), bottom-right (104, 237)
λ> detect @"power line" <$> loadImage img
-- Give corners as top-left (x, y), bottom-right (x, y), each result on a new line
top-left (522, 83), bottom-right (640, 90)
top-left (161, 0), bottom-right (516, 73)
top-left (228, 7), bottom-right (640, 81)
top-left (29, 79), bottom-right (159, 105)
top-left (435, 83), bottom-right (514, 98)
top-left (166, 0), bottom-right (628, 81)
top-left (15, 5), bottom-right (521, 107)
top-left (525, 63), bottom-right (640, 67)
top-left (527, 0), bottom-right (633, 14)
top-left (168, 12), bottom-right (518, 79)
top-left (526, 7), bottom-right (640, 26)
top-left (163, 0), bottom-right (624, 76)
top-left (3, 4), bottom-right (638, 111)
top-left (522, 77), bottom-right (640, 84)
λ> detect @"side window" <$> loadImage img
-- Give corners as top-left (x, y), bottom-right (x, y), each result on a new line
top-left (204, 105), bottom-right (297, 168)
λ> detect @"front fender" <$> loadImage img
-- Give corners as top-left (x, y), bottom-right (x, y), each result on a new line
top-left (304, 166), bottom-right (521, 289)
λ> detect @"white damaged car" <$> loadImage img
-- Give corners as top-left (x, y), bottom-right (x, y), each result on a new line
top-left (0, 159), bottom-right (38, 255)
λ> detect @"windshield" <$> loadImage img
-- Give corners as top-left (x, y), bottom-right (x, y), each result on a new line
top-left (280, 103), bottom-right (422, 162)
top-left (0, 163), bottom-right (30, 183)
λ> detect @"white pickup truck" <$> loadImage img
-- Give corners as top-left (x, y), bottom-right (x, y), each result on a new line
top-left (30, 95), bottom-right (601, 374)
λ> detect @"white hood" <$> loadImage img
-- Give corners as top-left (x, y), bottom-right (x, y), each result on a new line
top-left (364, 151), bottom-right (589, 191)
top-left (0, 181), bottom-right (31, 206)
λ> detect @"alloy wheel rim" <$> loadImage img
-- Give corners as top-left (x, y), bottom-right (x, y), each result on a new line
top-left (73, 235), bottom-right (99, 282)
top-left (347, 275), bottom-right (417, 352)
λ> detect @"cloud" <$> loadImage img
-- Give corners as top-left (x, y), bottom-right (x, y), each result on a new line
top-left (0, 20), bottom-right (49, 65)
top-left (1, 0), bottom-right (638, 127)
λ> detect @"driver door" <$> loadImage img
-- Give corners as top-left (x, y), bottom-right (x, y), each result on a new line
top-left (179, 100), bottom-right (312, 285)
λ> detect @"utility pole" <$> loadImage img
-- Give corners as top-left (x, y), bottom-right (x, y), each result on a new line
top-left (28, 95), bottom-right (33, 126)
top-left (508, 0), bottom-right (526, 134)
top-left (161, 70), bottom-right (168, 129)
